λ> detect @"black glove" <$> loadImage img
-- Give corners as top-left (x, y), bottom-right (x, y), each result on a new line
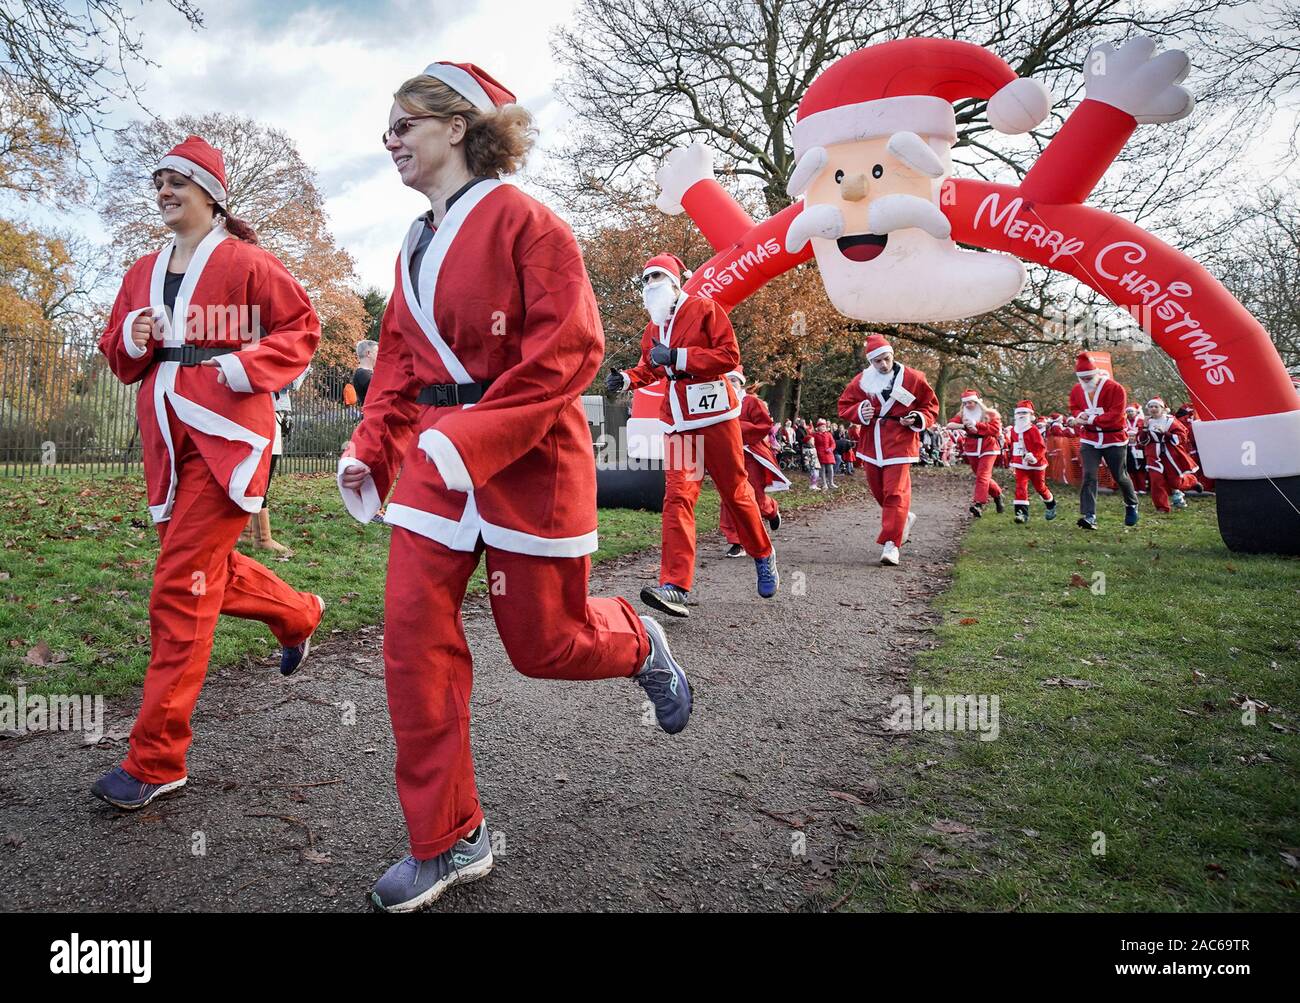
top-left (649, 344), bottom-right (673, 367)
top-left (605, 369), bottom-right (625, 393)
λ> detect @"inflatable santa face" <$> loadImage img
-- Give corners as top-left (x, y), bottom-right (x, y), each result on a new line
top-left (785, 38), bottom-right (1051, 323)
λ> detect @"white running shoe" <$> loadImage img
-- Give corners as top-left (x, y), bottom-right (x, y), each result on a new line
top-left (901, 511), bottom-right (916, 545)
top-left (880, 541), bottom-right (900, 566)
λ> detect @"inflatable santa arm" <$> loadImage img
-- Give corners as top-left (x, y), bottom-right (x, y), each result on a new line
top-left (341, 295), bottom-right (422, 517)
top-left (212, 254), bottom-right (321, 394)
top-left (419, 225), bottom-right (603, 491)
top-left (1019, 37), bottom-right (1194, 206)
top-left (98, 263), bottom-right (157, 385)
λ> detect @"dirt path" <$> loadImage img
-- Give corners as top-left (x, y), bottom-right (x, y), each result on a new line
top-left (0, 474), bottom-right (968, 912)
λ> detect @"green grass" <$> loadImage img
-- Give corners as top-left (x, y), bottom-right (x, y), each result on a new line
top-left (0, 467), bottom-right (847, 697)
top-left (843, 492), bottom-right (1300, 912)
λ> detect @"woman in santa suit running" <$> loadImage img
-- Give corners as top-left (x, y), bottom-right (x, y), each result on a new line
top-left (338, 62), bottom-right (692, 912)
top-left (946, 389), bottom-right (1006, 518)
top-left (93, 135), bottom-right (325, 811)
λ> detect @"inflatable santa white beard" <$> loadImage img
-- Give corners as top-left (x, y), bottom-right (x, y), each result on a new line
top-left (797, 196), bottom-right (1027, 323)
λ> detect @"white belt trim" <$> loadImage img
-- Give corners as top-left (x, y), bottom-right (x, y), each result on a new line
top-left (384, 500), bottom-right (599, 557)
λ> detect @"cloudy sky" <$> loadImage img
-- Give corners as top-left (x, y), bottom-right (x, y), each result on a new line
top-left (30, 0), bottom-right (581, 292)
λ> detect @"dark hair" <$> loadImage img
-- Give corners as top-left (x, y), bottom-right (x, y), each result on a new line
top-left (215, 205), bottom-right (258, 244)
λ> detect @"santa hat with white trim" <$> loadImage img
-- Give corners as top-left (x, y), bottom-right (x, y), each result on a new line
top-left (1075, 352), bottom-right (1108, 378)
top-left (788, 38), bottom-right (1051, 197)
top-left (960, 389), bottom-right (982, 404)
top-left (421, 61), bottom-right (516, 110)
top-left (864, 333), bottom-right (893, 361)
top-left (1146, 396), bottom-right (1168, 409)
top-left (643, 253), bottom-right (691, 286)
top-left (155, 135), bottom-right (227, 207)
top-left (724, 365), bottom-right (746, 384)
top-left (1014, 399), bottom-right (1035, 416)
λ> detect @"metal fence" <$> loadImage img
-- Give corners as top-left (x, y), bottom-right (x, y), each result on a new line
top-left (0, 326), bottom-right (357, 477)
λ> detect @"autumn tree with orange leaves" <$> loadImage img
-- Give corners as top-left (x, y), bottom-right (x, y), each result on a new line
top-left (99, 113), bottom-right (366, 368)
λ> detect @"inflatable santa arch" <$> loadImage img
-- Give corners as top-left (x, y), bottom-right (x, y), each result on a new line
top-left (653, 36), bottom-right (1300, 555)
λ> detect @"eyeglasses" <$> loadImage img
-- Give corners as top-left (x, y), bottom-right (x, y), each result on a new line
top-left (382, 115), bottom-right (438, 146)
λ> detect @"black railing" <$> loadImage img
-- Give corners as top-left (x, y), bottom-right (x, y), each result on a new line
top-left (0, 326), bottom-right (357, 476)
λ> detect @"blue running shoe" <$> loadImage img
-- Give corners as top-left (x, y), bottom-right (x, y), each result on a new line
top-left (280, 594), bottom-right (325, 676)
top-left (755, 551), bottom-right (779, 599)
top-left (91, 765), bottom-right (187, 811)
top-left (370, 821), bottom-right (494, 913)
top-left (1044, 498), bottom-right (1057, 521)
top-left (640, 583), bottom-right (690, 618)
top-left (1124, 504), bottom-right (1140, 527)
top-left (1171, 490), bottom-right (1187, 509)
top-left (635, 615), bottom-right (692, 734)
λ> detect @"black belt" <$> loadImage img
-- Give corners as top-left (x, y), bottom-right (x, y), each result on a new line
top-left (667, 372), bottom-right (695, 381)
top-left (417, 380), bottom-right (491, 407)
top-left (155, 345), bottom-right (239, 365)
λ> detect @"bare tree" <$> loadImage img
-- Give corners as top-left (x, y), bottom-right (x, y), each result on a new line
top-left (1, 0), bottom-right (204, 158)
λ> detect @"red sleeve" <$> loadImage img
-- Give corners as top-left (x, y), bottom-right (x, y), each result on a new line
top-left (740, 396), bottom-right (774, 445)
top-left (622, 323), bottom-right (659, 390)
top-left (1068, 384), bottom-right (1087, 419)
top-left (971, 412), bottom-right (1001, 438)
top-left (423, 221), bottom-right (604, 489)
top-left (347, 292), bottom-right (422, 500)
top-left (1095, 382), bottom-right (1128, 430)
top-left (908, 373), bottom-right (940, 429)
top-left (217, 250), bottom-right (321, 394)
top-left (98, 264), bottom-right (156, 385)
top-left (676, 299), bottom-right (740, 379)
top-left (838, 378), bottom-right (868, 424)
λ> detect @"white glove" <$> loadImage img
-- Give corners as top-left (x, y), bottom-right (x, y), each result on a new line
top-left (1083, 36), bottom-right (1193, 124)
top-left (655, 142), bottom-right (715, 215)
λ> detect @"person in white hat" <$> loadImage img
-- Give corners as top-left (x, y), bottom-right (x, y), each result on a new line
top-left (946, 389), bottom-right (1006, 517)
top-left (1008, 400), bottom-right (1057, 523)
top-left (1068, 352), bottom-right (1140, 529)
top-left (1137, 397), bottom-right (1198, 512)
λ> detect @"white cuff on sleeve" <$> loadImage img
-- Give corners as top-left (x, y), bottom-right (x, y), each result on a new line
top-left (122, 309), bottom-right (151, 359)
top-left (418, 428), bottom-right (474, 493)
top-left (621, 372), bottom-right (631, 392)
top-left (214, 352), bottom-right (253, 393)
top-left (857, 400), bottom-right (874, 424)
top-left (675, 348), bottom-right (688, 371)
top-left (337, 456), bottom-right (381, 523)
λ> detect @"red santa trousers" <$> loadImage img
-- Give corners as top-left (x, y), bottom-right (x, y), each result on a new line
top-left (1013, 468), bottom-right (1054, 505)
top-left (125, 407), bottom-right (322, 784)
top-left (864, 462), bottom-right (912, 545)
top-left (1149, 467), bottom-right (1194, 512)
top-left (720, 455), bottom-right (779, 544)
top-left (964, 453), bottom-right (1003, 503)
top-left (384, 526), bottom-right (649, 859)
top-left (662, 421), bottom-right (772, 591)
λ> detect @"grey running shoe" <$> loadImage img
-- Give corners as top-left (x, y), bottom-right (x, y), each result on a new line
top-left (370, 821), bottom-right (494, 913)
top-left (635, 616), bottom-right (692, 734)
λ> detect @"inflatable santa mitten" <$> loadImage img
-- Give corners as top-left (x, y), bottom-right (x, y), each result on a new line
top-left (783, 38), bottom-right (1051, 323)
top-left (1082, 37), bottom-right (1193, 124)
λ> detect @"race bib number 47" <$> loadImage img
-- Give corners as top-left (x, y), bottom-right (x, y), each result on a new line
top-left (686, 380), bottom-right (728, 416)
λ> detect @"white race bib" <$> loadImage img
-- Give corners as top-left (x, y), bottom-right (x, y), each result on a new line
top-left (685, 380), bottom-right (728, 416)
top-left (891, 384), bottom-right (916, 407)
top-left (1013, 442), bottom-right (1025, 456)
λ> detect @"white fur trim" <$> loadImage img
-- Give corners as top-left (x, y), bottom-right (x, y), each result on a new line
top-left (337, 456), bottom-right (382, 523)
top-left (786, 146), bottom-right (828, 198)
top-left (620, 371), bottom-right (631, 392)
top-left (793, 96), bottom-right (956, 159)
top-left (675, 348), bottom-right (687, 371)
top-left (155, 155), bottom-right (227, 204)
top-left (886, 131), bottom-right (945, 177)
top-left (1192, 409), bottom-right (1300, 480)
top-left (214, 352), bottom-right (252, 393)
top-left (122, 308), bottom-right (151, 359)
top-left (162, 388), bottom-right (269, 516)
top-left (385, 497), bottom-right (598, 557)
top-left (422, 63), bottom-right (494, 110)
top-left (986, 77), bottom-right (1052, 134)
top-left (417, 428), bottom-right (474, 493)
top-left (865, 344), bottom-right (893, 361)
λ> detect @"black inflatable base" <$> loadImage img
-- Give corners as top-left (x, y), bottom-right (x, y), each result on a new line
top-left (1215, 476), bottom-right (1300, 556)
top-left (596, 466), bottom-right (666, 512)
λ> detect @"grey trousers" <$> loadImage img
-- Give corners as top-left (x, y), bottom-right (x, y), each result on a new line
top-left (1080, 443), bottom-right (1138, 518)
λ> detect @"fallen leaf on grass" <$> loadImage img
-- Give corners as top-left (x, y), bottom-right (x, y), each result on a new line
top-left (1069, 574), bottom-right (1088, 588)
top-left (958, 617), bottom-right (978, 626)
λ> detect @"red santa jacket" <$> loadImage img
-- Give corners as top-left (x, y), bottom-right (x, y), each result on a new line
top-left (1068, 375), bottom-right (1129, 447)
top-left (1008, 422), bottom-right (1048, 470)
top-left (812, 430), bottom-right (836, 464)
top-left (99, 228), bottom-right (320, 522)
top-left (837, 365), bottom-right (940, 466)
top-left (736, 391), bottom-right (790, 492)
top-left (1137, 416), bottom-right (1198, 475)
top-left (339, 181), bottom-right (602, 557)
top-left (948, 407), bottom-right (1003, 458)
top-left (623, 294), bottom-right (741, 432)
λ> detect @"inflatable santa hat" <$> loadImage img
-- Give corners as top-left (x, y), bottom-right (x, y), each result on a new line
top-left (421, 61), bottom-right (516, 109)
top-left (155, 135), bottom-right (228, 206)
top-left (864, 333), bottom-right (893, 360)
top-left (788, 37), bottom-right (1052, 196)
top-left (643, 252), bottom-right (692, 285)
